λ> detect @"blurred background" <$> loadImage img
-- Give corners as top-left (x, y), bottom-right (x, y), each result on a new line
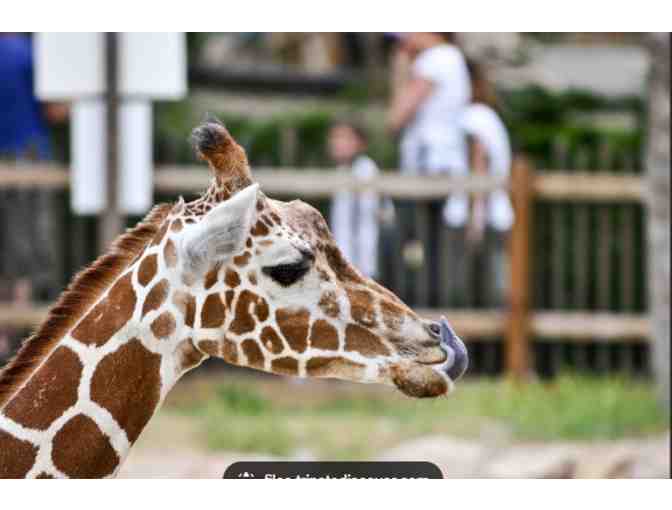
top-left (0, 32), bottom-right (669, 478)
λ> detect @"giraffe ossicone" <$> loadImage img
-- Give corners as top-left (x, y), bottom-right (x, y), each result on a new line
top-left (0, 121), bottom-right (467, 478)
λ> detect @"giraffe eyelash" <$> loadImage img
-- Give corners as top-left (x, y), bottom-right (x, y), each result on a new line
top-left (262, 257), bottom-right (312, 287)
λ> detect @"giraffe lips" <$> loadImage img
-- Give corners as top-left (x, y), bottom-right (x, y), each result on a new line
top-left (389, 317), bottom-right (467, 398)
top-left (438, 316), bottom-right (468, 382)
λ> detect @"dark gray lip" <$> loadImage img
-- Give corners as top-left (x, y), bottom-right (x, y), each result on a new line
top-left (440, 316), bottom-right (468, 381)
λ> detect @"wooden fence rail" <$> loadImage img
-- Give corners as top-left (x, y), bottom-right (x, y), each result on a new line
top-left (0, 164), bottom-right (646, 201)
top-left (0, 160), bottom-right (650, 378)
top-left (0, 305), bottom-right (649, 341)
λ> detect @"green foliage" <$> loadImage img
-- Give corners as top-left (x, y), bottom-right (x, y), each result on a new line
top-left (500, 86), bottom-right (643, 167)
top-left (468, 374), bottom-right (666, 440)
top-left (153, 85), bottom-right (643, 172)
top-left (169, 374), bottom-right (667, 459)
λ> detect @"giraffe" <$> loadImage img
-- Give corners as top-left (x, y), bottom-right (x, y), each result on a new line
top-left (0, 121), bottom-right (467, 478)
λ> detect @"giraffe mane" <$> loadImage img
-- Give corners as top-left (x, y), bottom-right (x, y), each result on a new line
top-left (0, 202), bottom-right (173, 409)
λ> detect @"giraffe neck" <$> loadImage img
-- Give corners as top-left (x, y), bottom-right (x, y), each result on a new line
top-left (0, 273), bottom-right (203, 478)
top-left (0, 208), bottom-right (208, 478)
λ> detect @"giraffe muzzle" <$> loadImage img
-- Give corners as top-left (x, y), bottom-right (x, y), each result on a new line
top-left (439, 316), bottom-right (468, 381)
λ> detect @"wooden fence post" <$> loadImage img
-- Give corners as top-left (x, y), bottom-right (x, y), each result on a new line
top-left (506, 156), bottom-right (533, 380)
top-left (645, 33), bottom-right (670, 410)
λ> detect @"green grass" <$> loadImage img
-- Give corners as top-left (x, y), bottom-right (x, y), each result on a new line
top-left (166, 374), bottom-right (668, 459)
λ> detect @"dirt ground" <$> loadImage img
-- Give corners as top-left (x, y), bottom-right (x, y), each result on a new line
top-left (120, 410), bottom-right (669, 478)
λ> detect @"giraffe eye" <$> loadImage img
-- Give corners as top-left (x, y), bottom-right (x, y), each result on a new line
top-left (263, 253), bottom-right (313, 287)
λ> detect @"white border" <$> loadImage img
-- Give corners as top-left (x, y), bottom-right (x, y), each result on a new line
top-left (3, 1), bottom-right (671, 31)
top-left (0, 479), bottom-right (671, 508)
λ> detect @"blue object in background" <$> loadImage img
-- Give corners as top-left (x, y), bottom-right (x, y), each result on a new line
top-left (0, 34), bottom-right (51, 159)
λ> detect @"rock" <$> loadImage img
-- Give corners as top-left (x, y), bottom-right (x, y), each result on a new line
top-left (574, 445), bottom-right (637, 478)
top-left (483, 445), bottom-right (578, 478)
top-left (629, 435), bottom-right (670, 478)
top-left (376, 435), bottom-right (492, 478)
top-left (574, 435), bottom-right (670, 479)
top-left (119, 449), bottom-right (280, 479)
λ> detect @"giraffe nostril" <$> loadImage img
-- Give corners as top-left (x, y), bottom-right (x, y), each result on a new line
top-left (428, 322), bottom-right (441, 338)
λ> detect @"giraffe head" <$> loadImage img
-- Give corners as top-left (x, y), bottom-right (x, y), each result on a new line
top-left (166, 121), bottom-right (467, 397)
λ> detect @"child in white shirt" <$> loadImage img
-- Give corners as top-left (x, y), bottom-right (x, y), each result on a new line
top-left (327, 121), bottom-right (381, 279)
top-left (459, 59), bottom-right (515, 306)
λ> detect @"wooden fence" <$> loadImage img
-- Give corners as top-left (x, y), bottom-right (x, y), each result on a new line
top-left (0, 160), bottom-right (650, 379)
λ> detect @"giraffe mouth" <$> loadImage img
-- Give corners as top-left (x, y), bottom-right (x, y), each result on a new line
top-left (389, 317), bottom-right (467, 398)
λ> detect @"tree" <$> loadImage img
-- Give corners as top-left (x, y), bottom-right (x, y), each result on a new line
top-left (645, 33), bottom-right (670, 410)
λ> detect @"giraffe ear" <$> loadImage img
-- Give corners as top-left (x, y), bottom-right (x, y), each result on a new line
top-left (180, 183), bottom-right (259, 275)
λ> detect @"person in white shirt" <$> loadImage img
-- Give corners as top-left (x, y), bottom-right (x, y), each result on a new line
top-left (387, 33), bottom-right (471, 305)
top-left (388, 33), bottom-right (471, 175)
top-left (327, 120), bottom-right (381, 279)
top-left (459, 59), bottom-right (514, 306)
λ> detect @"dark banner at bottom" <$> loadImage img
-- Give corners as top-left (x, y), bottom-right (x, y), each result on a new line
top-left (223, 461), bottom-right (443, 479)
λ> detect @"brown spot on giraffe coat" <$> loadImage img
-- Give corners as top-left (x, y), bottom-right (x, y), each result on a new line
top-left (151, 312), bottom-right (176, 339)
top-left (0, 430), bottom-right (38, 478)
top-left (72, 272), bottom-right (137, 346)
top-left (172, 290), bottom-right (196, 328)
top-left (3, 346), bottom-right (82, 430)
top-left (345, 324), bottom-right (390, 358)
top-left (247, 271), bottom-right (257, 285)
top-left (306, 356), bottom-right (366, 378)
top-left (241, 339), bottom-right (264, 368)
top-left (137, 254), bottom-right (158, 287)
top-left (233, 252), bottom-right (251, 267)
top-left (347, 288), bottom-right (377, 328)
top-left (220, 338), bottom-right (238, 363)
top-left (175, 338), bottom-right (206, 372)
top-left (90, 339), bottom-right (162, 444)
top-left (225, 290), bottom-right (235, 309)
top-left (142, 278), bottom-right (169, 318)
top-left (197, 340), bottom-right (219, 357)
top-left (51, 414), bottom-right (120, 478)
top-left (260, 326), bottom-right (284, 354)
top-left (251, 220), bottom-right (269, 237)
top-left (204, 263), bottom-right (221, 290)
top-left (276, 307), bottom-right (310, 353)
top-left (380, 300), bottom-right (406, 332)
top-left (170, 219), bottom-right (183, 232)
top-left (229, 290), bottom-right (268, 335)
top-left (318, 291), bottom-right (340, 319)
top-left (201, 294), bottom-right (226, 328)
top-left (271, 356), bottom-right (298, 375)
top-left (224, 268), bottom-right (241, 288)
top-left (309, 319), bottom-right (339, 351)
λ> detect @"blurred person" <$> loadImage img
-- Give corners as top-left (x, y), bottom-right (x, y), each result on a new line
top-left (387, 33), bottom-right (471, 305)
top-left (460, 59), bottom-right (513, 306)
top-left (0, 33), bottom-right (67, 159)
top-left (327, 120), bottom-right (383, 279)
top-left (0, 33), bottom-right (67, 354)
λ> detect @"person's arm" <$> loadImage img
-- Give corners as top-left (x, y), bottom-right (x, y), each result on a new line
top-left (390, 45), bottom-right (412, 98)
top-left (386, 77), bottom-right (434, 135)
top-left (467, 136), bottom-right (489, 245)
